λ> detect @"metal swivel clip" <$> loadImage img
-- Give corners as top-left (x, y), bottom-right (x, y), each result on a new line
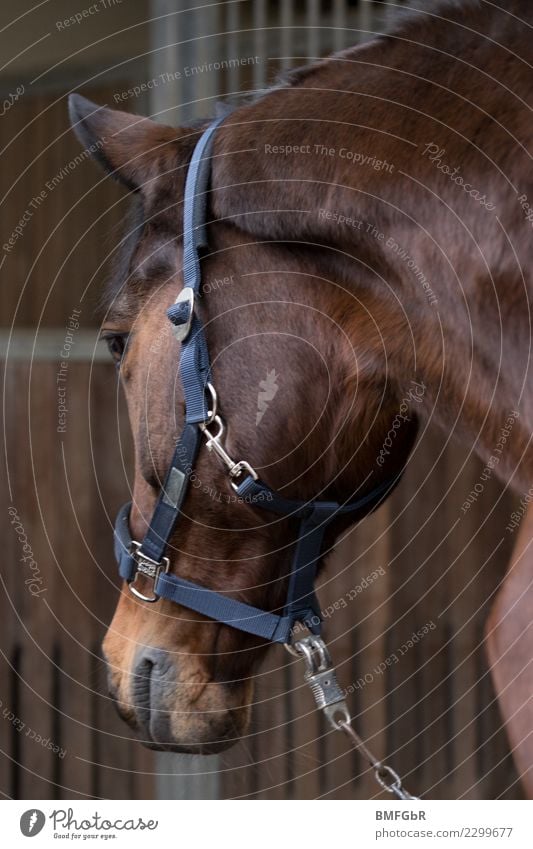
top-left (287, 634), bottom-right (351, 729)
top-left (286, 634), bottom-right (419, 800)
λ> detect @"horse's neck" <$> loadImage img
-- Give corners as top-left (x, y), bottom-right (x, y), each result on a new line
top-left (341, 203), bottom-right (533, 491)
top-left (386, 242), bottom-right (532, 490)
top-left (212, 10), bottom-right (533, 490)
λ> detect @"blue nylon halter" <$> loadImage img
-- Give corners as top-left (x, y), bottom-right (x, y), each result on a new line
top-left (113, 116), bottom-right (400, 644)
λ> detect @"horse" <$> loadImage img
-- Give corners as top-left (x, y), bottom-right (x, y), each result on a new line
top-left (70, 0), bottom-right (533, 796)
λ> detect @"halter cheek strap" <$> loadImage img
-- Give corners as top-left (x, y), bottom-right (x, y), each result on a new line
top-left (112, 116), bottom-right (401, 645)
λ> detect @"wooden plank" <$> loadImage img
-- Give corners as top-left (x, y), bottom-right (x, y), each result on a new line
top-left (414, 432), bottom-right (457, 800)
top-left (354, 504), bottom-right (395, 800)
top-left (52, 361), bottom-right (94, 798)
top-left (219, 724), bottom-right (260, 799)
top-left (13, 362), bottom-right (56, 799)
top-left (0, 361), bottom-right (27, 798)
top-left (317, 519), bottom-right (382, 799)
top-left (249, 648), bottom-right (290, 799)
top-left (289, 643), bottom-right (322, 799)
top-left (386, 433), bottom-right (451, 800)
top-left (442, 444), bottom-right (485, 799)
top-left (441, 441), bottom-right (517, 799)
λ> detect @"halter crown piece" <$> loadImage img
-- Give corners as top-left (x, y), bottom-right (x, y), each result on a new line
top-left (113, 116), bottom-right (398, 645)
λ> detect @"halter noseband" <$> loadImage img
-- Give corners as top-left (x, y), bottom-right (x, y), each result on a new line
top-left (113, 116), bottom-right (399, 645)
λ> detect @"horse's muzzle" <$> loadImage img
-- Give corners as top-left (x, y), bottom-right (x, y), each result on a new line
top-left (110, 646), bottom-right (250, 754)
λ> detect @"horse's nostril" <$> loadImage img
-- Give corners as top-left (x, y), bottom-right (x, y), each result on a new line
top-left (129, 648), bottom-right (177, 746)
top-left (132, 655), bottom-right (155, 710)
top-left (132, 649), bottom-right (173, 715)
top-left (133, 648), bottom-right (173, 684)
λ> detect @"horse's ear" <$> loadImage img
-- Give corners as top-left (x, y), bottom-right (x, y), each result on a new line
top-left (68, 94), bottom-right (180, 192)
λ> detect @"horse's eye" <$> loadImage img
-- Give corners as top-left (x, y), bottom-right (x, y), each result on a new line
top-left (102, 333), bottom-right (129, 366)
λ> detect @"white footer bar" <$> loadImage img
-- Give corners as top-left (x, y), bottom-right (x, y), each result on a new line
top-left (2, 799), bottom-right (530, 847)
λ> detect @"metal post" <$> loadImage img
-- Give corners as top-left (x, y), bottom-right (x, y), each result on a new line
top-left (226, 0), bottom-right (241, 94)
top-left (306, 0), bottom-right (320, 60)
top-left (359, 0), bottom-right (375, 43)
top-left (281, 0), bottom-right (294, 70)
top-left (149, 0), bottom-right (189, 123)
top-left (333, 0), bottom-right (347, 53)
top-left (253, 0), bottom-right (267, 90)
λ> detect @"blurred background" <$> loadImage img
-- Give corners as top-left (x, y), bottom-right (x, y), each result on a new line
top-left (0, 0), bottom-right (522, 800)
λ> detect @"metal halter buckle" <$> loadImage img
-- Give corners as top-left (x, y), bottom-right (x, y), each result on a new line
top-left (128, 542), bottom-right (170, 603)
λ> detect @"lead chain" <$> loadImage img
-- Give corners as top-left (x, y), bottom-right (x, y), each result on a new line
top-left (338, 718), bottom-right (419, 800)
top-left (286, 635), bottom-right (420, 801)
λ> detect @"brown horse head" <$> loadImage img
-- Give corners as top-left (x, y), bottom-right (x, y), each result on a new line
top-left (70, 95), bottom-right (418, 753)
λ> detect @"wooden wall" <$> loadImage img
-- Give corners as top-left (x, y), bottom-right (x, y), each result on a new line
top-left (0, 359), bottom-right (154, 799)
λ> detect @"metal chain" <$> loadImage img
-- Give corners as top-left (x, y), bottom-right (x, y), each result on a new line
top-left (338, 718), bottom-right (419, 800)
top-left (286, 635), bottom-right (420, 800)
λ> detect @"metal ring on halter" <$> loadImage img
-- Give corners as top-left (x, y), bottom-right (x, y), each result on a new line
top-left (283, 628), bottom-right (318, 656)
top-left (284, 633), bottom-right (311, 657)
top-left (292, 639), bottom-right (314, 666)
top-left (229, 461), bottom-right (258, 489)
top-left (203, 382), bottom-right (218, 425)
top-left (200, 413), bottom-right (225, 440)
top-left (284, 635), bottom-right (330, 667)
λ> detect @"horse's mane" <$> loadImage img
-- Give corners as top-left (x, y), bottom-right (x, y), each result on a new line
top-left (383, 0), bottom-right (524, 45)
top-left (276, 0), bottom-right (525, 92)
